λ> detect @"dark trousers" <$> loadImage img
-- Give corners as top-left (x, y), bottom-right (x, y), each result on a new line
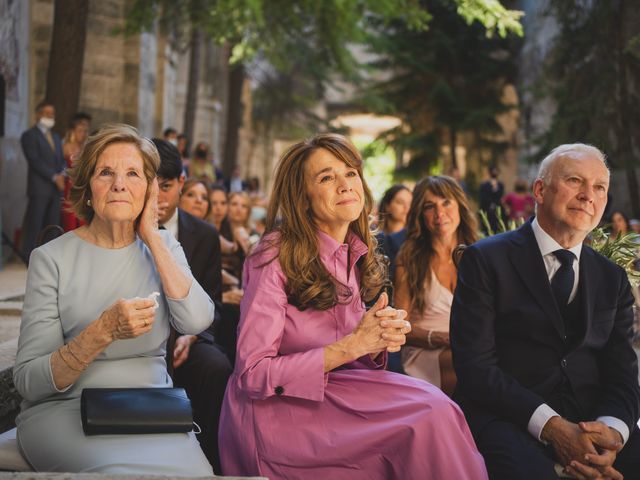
top-left (173, 340), bottom-right (232, 474)
top-left (477, 419), bottom-right (640, 480)
top-left (22, 193), bottom-right (61, 259)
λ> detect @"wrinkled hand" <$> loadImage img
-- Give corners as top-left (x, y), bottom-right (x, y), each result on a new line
top-left (100, 298), bottom-right (156, 340)
top-left (173, 335), bottom-right (197, 368)
top-left (137, 179), bottom-right (160, 245)
top-left (222, 287), bottom-right (243, 305)
top-left (352, 292), bottom-right (410, 356)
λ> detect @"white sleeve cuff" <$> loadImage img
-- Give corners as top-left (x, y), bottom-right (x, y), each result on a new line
top-left (596, 416), bottom-right (629, 445)
top-left (528, 403), bottom-right (560, 442)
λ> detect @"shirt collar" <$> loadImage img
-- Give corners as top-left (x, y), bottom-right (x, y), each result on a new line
top-left (317, 229), bottom-right (368, 261)
top-left (531, 217), bottom-right (582, 261)
top-left (162, 208), bottom-right (179, 239)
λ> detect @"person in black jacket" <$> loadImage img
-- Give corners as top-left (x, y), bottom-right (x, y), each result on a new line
top-left (153, 138), bottom-right (231, 473)
top-left (451, 144), bottom-right (640, 479)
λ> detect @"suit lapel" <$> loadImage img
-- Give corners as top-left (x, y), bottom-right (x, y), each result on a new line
top-left (507, 222), bottom-right (566, 338)
top-left (177, 210), bottom-right (196, 264)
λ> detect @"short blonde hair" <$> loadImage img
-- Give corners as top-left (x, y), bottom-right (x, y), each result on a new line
top-left (68, 124), bottom-right (160, 222)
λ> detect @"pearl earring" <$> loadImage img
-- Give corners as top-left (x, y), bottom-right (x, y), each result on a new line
top-left (87, 199), bottom-right (92, 207)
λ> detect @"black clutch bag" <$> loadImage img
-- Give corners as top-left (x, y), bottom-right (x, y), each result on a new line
top-left (80, 388), bottom-right (194, 435)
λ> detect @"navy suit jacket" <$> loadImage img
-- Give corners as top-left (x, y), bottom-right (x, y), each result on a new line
top-left (451, 221), bottom-right (640, 436)
top-left (20, 125), bottom-right (64, 196)
top-left (177, 209), bottom-right (222, 343)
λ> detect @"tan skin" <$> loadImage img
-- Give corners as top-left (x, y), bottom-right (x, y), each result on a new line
top-left (394, 191), bottom-right (460, 396)
top-left (535, 153), bottom-right (623, 479)
top-left (302, 149), bottom-right (410, 372)
top-left (50, 143), bottom-right (193, 389)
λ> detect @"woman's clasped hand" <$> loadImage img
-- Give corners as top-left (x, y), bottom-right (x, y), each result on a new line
top-left (351, 292), bottom-right (409, 356)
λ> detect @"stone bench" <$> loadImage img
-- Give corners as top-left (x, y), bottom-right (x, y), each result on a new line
top-left (0, 429), bottom-right (29, 472)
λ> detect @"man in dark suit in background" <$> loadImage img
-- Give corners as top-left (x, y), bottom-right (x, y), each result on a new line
top-left (153, 139), bottom-right (232, 473)
top-left (451, 144), bottom-right (640, 479)
top-left (20, 100), bottom-right (65, 259)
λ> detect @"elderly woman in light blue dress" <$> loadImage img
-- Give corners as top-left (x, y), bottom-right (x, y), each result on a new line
top-left (13, 124), bottom-right (214, 475)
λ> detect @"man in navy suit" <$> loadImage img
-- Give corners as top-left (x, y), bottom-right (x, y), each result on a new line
top-left (451, 144), bottom-right (640, 479)
top-left (153, 139), bottom-right (231, 473)
top-left (20, 100), bottom-right (65, 259)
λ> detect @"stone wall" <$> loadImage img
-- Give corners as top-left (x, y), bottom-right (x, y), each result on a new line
top-left (0, 0), bottom-right (30, 264)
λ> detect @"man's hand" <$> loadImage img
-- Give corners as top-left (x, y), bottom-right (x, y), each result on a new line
top-left (542, 417), bottom-right (622, 479)
top-left (173, 335), bottom-right (197, 368)
top-left (54, 173), bottom-right (65, 191)
top-left (542, 417), bottom-right (598, 467)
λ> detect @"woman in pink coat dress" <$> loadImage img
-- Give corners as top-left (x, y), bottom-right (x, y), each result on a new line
top-left (219, 133), bottom-right (488, 479)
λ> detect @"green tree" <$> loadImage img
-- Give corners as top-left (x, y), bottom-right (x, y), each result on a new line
top-left (362, 0), bottom-right (521, 179)
top-left (542, 1), bottom-right (640, 216)
top-left (122, 0), bottom-right (522, 173)
top-left (45, 0), bottom-right (89, 136)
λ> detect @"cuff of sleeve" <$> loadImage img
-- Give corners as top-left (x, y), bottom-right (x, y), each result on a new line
top-left (361, 351), bottom-right (387, 369)
top-left (273, 347), bottom-right (327, 402)
top-left (48, 353), bottom-right (72, 394)
top-left (596, 416), bottom-right (629, 445)
top-left (528, 403), bottom-right (559, 443)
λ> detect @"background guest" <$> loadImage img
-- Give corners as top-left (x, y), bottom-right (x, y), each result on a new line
top-left (188, 142), bottom-right (216, 184)
top-left (61, 115), bottom-right (90, 231)
top-left (502, 178), bottom-right (534, 222)
top-left (479, 165), bottom-right (505, 234)
top-left (20, 100), bottom-right (65, 259)
top-left (377, 184), bottom-right (412, 236)
top-left (179, 178), bottom-right (211, 221)
top-left (395, 176), bottom-right (478, 395)
top-left (610, 210), bottom-right (630, 239)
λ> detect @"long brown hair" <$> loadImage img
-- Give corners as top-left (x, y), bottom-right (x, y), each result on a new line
top-left (397, 175), bottom-right (478, 314)
top-left (261, 133), bottom-right (385, 311)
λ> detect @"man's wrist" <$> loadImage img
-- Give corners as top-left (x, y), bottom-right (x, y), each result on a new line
top-left (540, 415), bottom-right (564, 444)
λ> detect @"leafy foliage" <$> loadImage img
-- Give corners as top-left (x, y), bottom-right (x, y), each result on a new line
top-left (122, 1), bottom-right (523, 139)
top-left (362, 0), bottom-right (521, 179)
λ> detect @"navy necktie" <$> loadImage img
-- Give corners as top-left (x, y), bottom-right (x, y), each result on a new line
top-left (551, 249), bottom-right (575, 308)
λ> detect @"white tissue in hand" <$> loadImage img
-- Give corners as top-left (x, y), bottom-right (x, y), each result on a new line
top-left (148, 291), bottom-right (160, 310)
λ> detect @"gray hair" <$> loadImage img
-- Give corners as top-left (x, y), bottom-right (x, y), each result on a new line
top-left (536, 143), bottom-right (608, 185)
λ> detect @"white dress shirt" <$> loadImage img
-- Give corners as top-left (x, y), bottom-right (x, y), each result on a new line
top-left (162, 209), bottom-right (179, 239)
top-left (527, 218), bottom-right (629, 444)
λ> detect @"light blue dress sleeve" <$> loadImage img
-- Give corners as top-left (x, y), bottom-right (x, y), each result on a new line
top-left (13, 248), bottom-right (69, 402)
top-left (163, 232), bottom-right (215, 335)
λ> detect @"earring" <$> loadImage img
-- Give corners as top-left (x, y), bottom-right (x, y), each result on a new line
top-left (87, 199), bottom-right (92, 207)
